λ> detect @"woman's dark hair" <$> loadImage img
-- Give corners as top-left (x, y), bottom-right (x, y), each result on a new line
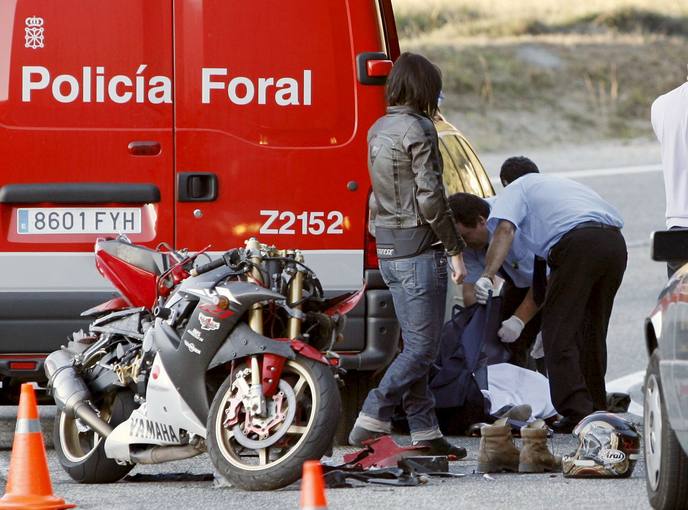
top-left (447, 193), bottom-right (491, 228)
top-left (500, 156), bottom-right (540, 186)
top-left (386, 52), bottom-right (442, 117)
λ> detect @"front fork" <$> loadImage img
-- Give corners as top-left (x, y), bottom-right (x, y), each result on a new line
top-left (245, 239), bottom-right (304, 417)
top-left (287, 250), bottom-right (305, 339)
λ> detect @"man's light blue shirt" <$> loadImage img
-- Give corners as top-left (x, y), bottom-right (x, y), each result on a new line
top-left (463, 197), bottom-right (534, 288)
top-left (486, 174), bottom-right (623, 259)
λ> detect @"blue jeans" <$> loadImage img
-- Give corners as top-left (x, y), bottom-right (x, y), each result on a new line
top-left (359, 249), bottom-right (448, 440)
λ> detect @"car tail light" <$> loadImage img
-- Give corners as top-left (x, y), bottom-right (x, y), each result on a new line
top-left (364, 188), bottom-right (379, 270)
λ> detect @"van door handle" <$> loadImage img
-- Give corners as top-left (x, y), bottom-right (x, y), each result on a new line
top-left (128, 141), bottom-right (161, 156)
top-left (177, 173), bottom-right (218, 202)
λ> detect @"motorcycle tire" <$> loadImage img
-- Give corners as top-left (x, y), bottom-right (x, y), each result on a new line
top-left (54, 391), bottom-right (137, 484)
top-left (208, 355), bottom-right (341, 491)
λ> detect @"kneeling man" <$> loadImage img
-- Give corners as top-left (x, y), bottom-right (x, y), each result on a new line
top-left (447, 192), bottom-right (540, 367)
top-left (478, 173), bottom-right (626, 432)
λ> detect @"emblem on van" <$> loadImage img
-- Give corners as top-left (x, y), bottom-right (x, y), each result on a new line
top-left (24, 17), bottom-right (45, 50)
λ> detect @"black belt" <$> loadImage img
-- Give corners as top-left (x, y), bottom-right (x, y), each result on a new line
top-left (569, 221), bottom-right (620, 233)
top-left (547, 220), bottom-right (621, 261)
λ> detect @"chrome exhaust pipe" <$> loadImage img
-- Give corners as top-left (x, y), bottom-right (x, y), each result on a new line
top-left (130, 444), bottom-right (204, 464)
top-left (73, 401), bottom-right (113, 438)
top-left (45, 349), bottom-right (113, 437)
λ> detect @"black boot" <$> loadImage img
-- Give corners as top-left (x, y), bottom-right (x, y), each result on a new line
top-left (413, 437), bottom-right (467, 459)
top-left (348, 425), bottom-right (386, 447)
top-left (550, 415), bottom-right (584, 434)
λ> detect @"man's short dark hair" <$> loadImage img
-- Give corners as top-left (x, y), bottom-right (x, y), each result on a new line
top-left (500, 156), bottom-right (539, 186)
top-left (386, 52), bottom-right (442, 118)
top-left (447, 193), bottom-right (491, 228)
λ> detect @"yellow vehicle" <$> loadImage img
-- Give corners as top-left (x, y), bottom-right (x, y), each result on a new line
top-left (435, 115), bottom-right (495, 312)
top-left (435, 115), bottom-right (495, 199)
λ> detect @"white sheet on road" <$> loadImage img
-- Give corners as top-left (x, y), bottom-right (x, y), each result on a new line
top-left (483, 363), bottom-right (558, 419)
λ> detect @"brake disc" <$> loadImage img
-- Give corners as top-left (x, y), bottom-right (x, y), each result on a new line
top-left (230, 379), bottom-right (297, 449)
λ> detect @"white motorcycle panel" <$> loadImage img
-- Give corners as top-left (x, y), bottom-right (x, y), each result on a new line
top-left (144, 353), bottom-right (207, 438)
top-left (104, 403), bottom-right (183, 462)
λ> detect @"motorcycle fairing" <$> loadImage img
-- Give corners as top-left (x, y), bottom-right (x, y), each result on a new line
top-left (208, 323), bottom-right (296, 370)
top-left (322, 285), bottom-right (366, 317)
top-left (105, 362), bottom-right (199, 463)
top-left (156, 282), bottom-right (297, 425)
top-left (89, 307), bottom-right (147, 340)
top-left (80, 297), bottom-right (131, 317)
top-left (95, 245), bottom-right (159, 308)
top-left (145, 354), bottom-right (206, 435)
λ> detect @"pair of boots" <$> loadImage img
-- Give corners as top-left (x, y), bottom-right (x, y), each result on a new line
top-left (478, 418), bottom-right (561, 473)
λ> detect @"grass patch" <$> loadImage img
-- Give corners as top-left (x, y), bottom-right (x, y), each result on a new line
top-left (393, 0), bottom-right (688, 150)
top-left (396, 5), bottom-right (688, 38)
top-left (544, 9), bottom-right (688, 37)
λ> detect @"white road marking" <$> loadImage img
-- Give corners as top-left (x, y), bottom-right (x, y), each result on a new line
top-left (490, 163), bottom-right (661, 185)
top-left (606, 370), bottom-right (645, 417)
top-left (549, 164), bottom-right (661, 179)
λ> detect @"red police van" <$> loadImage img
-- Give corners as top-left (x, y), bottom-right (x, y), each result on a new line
top-left (0, 0), bottom-right (401, 433)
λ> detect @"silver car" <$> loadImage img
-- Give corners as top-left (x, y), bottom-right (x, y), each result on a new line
top-left (645, 229), bottom-right (688, 509)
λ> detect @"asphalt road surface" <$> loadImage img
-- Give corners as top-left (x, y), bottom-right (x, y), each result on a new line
top-left (0, 142), bottom-right (666, 509)
top-left (0, 428), bottom-right (649, 510)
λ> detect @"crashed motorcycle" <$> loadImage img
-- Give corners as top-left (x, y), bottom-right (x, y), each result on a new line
top-left (46, 236), bottom-right (359, 490)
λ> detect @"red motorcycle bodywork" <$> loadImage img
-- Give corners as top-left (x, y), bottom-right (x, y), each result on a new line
top-left (323, 285), bottom-right (366, 317)
top-left (94, 244), bottom-right (158, 309)
top-left (81, 296), bottom-right (131, 316)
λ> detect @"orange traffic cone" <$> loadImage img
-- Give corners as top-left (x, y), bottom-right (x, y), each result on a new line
top-left (300, 460), bottom-right (328, 510)
top-left (0, 383), bottom-right (75, 509)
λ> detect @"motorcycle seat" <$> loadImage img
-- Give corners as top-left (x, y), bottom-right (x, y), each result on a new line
top-left (98, 239), bottom-right (169, 275)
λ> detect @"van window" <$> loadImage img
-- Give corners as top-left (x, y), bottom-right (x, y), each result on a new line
top-left (175, 1), bottom-right (356, 148)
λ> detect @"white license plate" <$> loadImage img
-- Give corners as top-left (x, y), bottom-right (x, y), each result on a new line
top-left (17, 208), bottom-right (142, 235)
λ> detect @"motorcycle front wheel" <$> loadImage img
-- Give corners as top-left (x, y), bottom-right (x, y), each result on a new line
top-left (207, 355), bottom-right (340, 491)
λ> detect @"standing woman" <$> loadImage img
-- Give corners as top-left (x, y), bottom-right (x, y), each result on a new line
top-left (349, 53), bottom-right (467, 456)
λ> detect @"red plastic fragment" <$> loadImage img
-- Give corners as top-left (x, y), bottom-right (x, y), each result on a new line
top-left (342, 435), bottom-right (426, 469)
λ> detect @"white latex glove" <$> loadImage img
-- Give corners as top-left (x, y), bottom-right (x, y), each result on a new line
top-left (498, 315), bottom-right (524, 343)
top-left (530, 332), bottom-right (544, 359)
top-left (474, 276), bottom-right (494, 305)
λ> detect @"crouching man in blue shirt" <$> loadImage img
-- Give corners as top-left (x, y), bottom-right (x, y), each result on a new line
top-left (478, 172), bottom-right (626, 432)
top-left (447, 192), bottom-right (540, 368)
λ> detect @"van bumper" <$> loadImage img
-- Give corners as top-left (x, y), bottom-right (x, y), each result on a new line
top-left (337, 269), bottom-right (399, 371)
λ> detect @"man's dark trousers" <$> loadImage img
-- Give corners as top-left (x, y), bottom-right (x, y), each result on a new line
top-left (542, 227), bottom-right (627, 419)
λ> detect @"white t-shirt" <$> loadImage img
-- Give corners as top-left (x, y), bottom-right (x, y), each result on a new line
top-left (651, 82), bottom-right (688, 228)
top-left (482, 363), bottom-right (557, 420)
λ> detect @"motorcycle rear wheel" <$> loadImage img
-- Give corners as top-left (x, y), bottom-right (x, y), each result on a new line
top-left (54, 391), bottom-right (136, 483)
top-left (208, 355), bottom-right (340, 490)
